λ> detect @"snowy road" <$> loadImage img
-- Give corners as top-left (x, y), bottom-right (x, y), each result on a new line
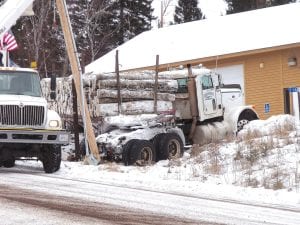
top-left (0, 165), bottom-right (300, 225)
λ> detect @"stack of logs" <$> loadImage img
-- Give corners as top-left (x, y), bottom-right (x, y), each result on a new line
top-left (41, 70), bottom-right (181, 119)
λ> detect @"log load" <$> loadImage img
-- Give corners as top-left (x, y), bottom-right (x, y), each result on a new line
top-left (97, 89), bottom-right (175, 101)
top-left (41, 70), bottom-right (179, 119)
top-left (93, 100), bottom-right (174, 117)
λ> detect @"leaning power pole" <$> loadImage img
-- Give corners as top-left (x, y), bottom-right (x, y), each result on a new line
top-left (55, 0), bottom-right (100, 163)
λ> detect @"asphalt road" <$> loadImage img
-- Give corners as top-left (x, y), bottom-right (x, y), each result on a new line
top-left (0, 166), bottom-right (299, 225)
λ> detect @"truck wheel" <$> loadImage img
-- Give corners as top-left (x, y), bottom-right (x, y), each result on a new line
top-left (152, 133), bottom-right (166, 162)
top-left (128, 140), bottom-right (156, 166)
top-left (237, 109), bottom-right (259, 132)
top-left (3, 158), bottom-right (15, 168)
top-left (122, 139), bottom-right (139, 166)
top-left (42, 145), bottom-right (61, 173)
top-left (237, 119), bottom-right (249, 132)
top-left (157, 133), bottom-right (183, 160)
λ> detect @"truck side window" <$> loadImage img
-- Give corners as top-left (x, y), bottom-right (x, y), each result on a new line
top-left (177, 78), bottom-right (188, 93)
top-left (201, 75), bottom-right (213, 90)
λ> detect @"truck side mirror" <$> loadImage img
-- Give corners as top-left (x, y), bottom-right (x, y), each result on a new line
top-left (50, 74), bottom-right (56, 100)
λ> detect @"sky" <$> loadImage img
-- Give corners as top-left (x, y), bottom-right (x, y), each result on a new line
top-left (151, 0), bottom-right (228, 28)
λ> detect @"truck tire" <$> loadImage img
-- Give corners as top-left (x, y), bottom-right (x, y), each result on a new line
top-left (128, 140), bottom-right (156, 166)
top-left (237, 119), bottom-right (249, 132)
top-left (152, 133), bottom-right (166, 162)
top-left (42, 144), bottom-right (61, 173)
top-left (237, 109), bottom-right (259, 132)
top-left (122, 139), bottom-right (139, 166)
top-left (3, 158), bottom-right (15, 168)
top-left (157, 133), bottom-right (183, 160)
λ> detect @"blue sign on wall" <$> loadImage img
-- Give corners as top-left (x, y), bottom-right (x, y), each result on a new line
top-left (288, 87), bottom-right (298, 93)
top-left (264, 103), bottom-right (270, 113)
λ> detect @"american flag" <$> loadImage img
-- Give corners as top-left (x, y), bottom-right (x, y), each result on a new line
top-left (0, 31), bottom-right (18, 51)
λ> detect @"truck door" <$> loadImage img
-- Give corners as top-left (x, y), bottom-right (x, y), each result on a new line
top-left (200, 74), bottom-right (218, 115)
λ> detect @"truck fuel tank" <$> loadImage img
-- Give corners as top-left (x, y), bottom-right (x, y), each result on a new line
top-left (192, 121), bottom-right (232, 146)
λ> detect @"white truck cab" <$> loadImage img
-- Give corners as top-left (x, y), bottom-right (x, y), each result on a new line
top-left (0, 67), bottom-right (69, 173)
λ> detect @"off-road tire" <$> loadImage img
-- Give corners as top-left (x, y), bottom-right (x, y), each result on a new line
top-left (42, 144), bottom-right (61, 173)
top-left (157, 133), bottom-right (184, 160)
top-left (3, 158), bottom-right (15, 168)
top-left (128, 140), bottom-right (156, 166)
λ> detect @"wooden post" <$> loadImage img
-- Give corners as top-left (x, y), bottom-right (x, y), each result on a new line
top-left (154, 55), bottom-right (159, 114)
top-left (56, 0), bottom-right (100, 162)
top-left (72, 79), bottom-right (80, 160)
top-left (115, 50), bottom-right (121, 114)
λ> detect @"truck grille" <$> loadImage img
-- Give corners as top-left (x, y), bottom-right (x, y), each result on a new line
top-left (0, 105), bottom-right (45, 126)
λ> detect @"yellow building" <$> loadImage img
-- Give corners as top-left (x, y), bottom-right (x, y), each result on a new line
top-left (85, 3), bottom-right (300, 120)
top-left (193, 46), bottom-right (300, 119)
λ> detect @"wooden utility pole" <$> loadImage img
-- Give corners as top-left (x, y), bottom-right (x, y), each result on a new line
top-left (115, 50), bottom-right (121, 114)
top-left (72, 79), bottom-right (80, 160)
top-left (154, 55), bottom-right (159, 114)
top-left (56, 0), bottom-right (100, 162)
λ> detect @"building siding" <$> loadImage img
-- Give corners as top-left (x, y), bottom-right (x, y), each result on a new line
top-left (202, 47), bottom-right (300, 120)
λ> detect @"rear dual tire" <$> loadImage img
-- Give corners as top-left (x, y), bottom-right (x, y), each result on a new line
top-left (154, 133), bottom-right (184, 161)
top-left (122, 139), bottom-right (156, 166)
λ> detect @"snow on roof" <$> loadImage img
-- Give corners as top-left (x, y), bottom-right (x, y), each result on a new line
top-left (85, 3), bottom-right (300, 74)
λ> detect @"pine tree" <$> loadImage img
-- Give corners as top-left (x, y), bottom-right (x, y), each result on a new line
top-left (227, 0), bottom-right (295, 14)
top-left (227, 0), bottom-right (261, 14)
top-left (270, 0), bottom-right (295, 6)
top-left (174, 0), bottom-right (202, 24)
top-left (110, 0), bottom-right (154, 45)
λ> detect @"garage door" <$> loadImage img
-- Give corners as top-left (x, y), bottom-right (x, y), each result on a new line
top-left (215, 64), bottom-right (245, 107)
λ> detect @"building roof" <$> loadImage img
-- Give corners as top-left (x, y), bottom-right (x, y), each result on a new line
top-left (85, 3), bottom-right (300, 74)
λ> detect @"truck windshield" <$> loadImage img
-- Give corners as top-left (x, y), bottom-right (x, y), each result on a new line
top-left (0, 71), bottom-right (42, 97)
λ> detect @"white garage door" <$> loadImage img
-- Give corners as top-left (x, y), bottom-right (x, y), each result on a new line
top-left (214, 64), bottom-right (245, 106)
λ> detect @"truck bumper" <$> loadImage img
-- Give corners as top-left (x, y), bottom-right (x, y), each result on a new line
top-left (0, 129), bottom-right (69, 144)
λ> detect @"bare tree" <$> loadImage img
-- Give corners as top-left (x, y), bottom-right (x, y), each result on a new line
top-left (159, 0), bottom-right (174, 27)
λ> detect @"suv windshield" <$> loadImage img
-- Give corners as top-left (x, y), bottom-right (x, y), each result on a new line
top-left (0, 71), bottom-right (42, 97)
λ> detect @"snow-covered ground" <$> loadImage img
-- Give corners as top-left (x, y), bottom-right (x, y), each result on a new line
top-left (18, 114), bottom-right (300, 210)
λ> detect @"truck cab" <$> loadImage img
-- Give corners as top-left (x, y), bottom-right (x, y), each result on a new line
top-left (173, 69), bottom-right (224, 123)
top-left (0, 67), bottom-right (69, 173)
top-left (195, 72), bottom-right (224, 122)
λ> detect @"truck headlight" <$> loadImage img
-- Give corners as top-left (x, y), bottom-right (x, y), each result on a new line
top-left (49, 120), bottom-right (60, 128)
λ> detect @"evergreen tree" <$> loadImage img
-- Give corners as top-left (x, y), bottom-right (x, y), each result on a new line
top-left (110, 0), bottom-right (154, 45)
top-left (270, 0), bottom-right (295, 6)
top-left (174, 0), bottom-right (202, 24)
top-left (227, 0), bottom-right (295, 14)
top-left (227, 0), bottom-right (261, 14)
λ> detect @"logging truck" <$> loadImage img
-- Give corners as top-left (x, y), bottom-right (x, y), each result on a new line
top-left (95, 66), bottom-right (259, 165)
